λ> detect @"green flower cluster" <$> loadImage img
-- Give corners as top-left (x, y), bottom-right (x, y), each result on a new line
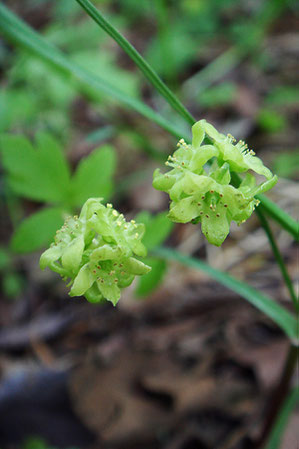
top-left (153, 120), bottom-right (277, 246)
top-left (40, 198), bottom-right (151, 305)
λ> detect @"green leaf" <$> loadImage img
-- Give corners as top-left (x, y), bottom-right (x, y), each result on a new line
top-left (153, 247), bottom-right (298, 341)
top-left (135, 211), bottom-right (173, 250)
top-left (11, 207), bottom-right (64, 253)
top-left (0, 133), bottom-right (71, 204)
top-left (136, 257), bottom-right (167, 297)
top-left (35, 132), bottom-right (71, 200)
top-left (71, 145), bottom-right (116, 207)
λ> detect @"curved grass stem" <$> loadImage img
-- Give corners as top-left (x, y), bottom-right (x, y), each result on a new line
top-left (255, 208), bottom-right (298, 312)
top-left (75, 0), bottom-right (195, 126)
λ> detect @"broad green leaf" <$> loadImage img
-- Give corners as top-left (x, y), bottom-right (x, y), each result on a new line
top-left (35, 132), bottom-right (71, 199)
top-left (0, 134), bottom-right (71, 203)
top-left (136, 211), bottom-right (173, 250)
top-left (71, 145), bottom-right (116, 207)
top-left (153, 247), bottom-right (297, 341)
top-left (11, 207), bottom-right (64, 253)
top-left (136, 257), bottom-right (167, 297)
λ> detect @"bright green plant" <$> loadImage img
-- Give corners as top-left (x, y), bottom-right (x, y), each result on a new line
top-left (0, 133), bottom-right (116, 252)
top-left (153, 119), bottom-right (277, 246)
top-left (40, 198), bottom-right (151, 305)
top-left (0, 2), bottom-right (297, 447)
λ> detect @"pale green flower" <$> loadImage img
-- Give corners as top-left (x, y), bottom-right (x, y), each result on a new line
top-left (40, 198), bottom-right (151, 305)
top-left (153, 120), bottom-right (277, 246)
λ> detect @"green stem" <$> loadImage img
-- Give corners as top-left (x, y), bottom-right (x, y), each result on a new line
top-left (75, 0), bottom-right (195, 125)
top-left (153, 247), bottom-right (298, 341)
top-left (257, 194), bottom-right (298, 242)
top-left (255, 208), bottom-right (298, 311)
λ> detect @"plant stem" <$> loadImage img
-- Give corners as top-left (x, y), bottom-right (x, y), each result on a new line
top-left (257, 194), bottom-right (298, 242)
top-left (255, 344), bottom-right (298, 448)
top-left (153, 247), bottom-right (297, 341)
top-left (75, 0), bottom-right (195, 125)
top-left (255, 207), bottom-right (298, 311)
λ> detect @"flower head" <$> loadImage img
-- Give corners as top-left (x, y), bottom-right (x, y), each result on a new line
top-left (40, 198), bottom-right (151, 304)
top-left (153, 120), bottom-right (277, 246)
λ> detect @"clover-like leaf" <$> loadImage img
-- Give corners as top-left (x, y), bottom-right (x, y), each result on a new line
top-left (0, 134), bottom-right (71, 204)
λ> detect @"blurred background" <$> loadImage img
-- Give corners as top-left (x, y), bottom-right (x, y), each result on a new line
top-left (0, 0), bottom-right (298, 448)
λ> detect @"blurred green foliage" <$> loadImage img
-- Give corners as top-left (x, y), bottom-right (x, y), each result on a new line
top-left (23, 437), bottom-right (77, 449)
top-left (0, 133), bottom-right (116, 253)
top-left (257, 109), bottom-right (287, 134)
top-left (272, 152), bottom-right (299, 178)
top-left (135, 211), bottom-right (173, 296)
top-left (0, 246), bottom-right (24, 298)
top-left (198, 82), bottom-right (237, 108)
top-left (1, 16), bottom-right (139, 138)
